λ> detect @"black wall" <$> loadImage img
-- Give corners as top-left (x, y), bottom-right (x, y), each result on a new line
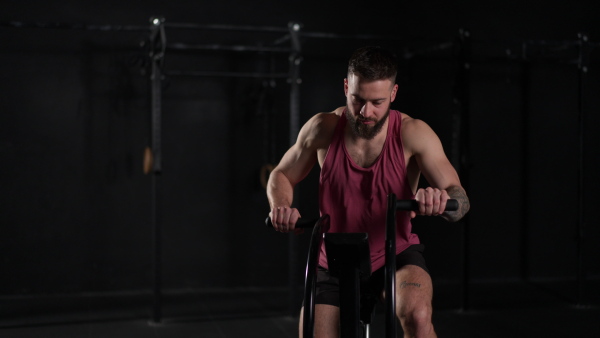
top-left (1, 0), bottom-right (599, 318)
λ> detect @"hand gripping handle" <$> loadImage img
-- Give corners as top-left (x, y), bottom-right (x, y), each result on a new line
top-left (395, 199), bottom-right (458, 211)
top-left (265, 217), bottom-right (319, 228)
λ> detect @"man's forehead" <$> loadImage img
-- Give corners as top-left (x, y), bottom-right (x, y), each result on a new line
top-left (347, 73), bottom-right (394, 87)
top-left (347, 75), bottom-right (395, 97)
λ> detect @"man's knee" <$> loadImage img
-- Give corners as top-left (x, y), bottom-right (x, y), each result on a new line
top-left (398, 303), bottom-right (433, 331)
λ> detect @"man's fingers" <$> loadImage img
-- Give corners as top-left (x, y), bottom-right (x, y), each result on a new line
top-left (271, 207), bottom-right (301, 233)
top-left (415, 187), bottom-right (447, 216)
top-left (439, 190), bottom-right (450, 215)
top-left (415, 190), bottom-right (425, 216)
top-left (432, 188), bottom-right (442, 215)
top-left (273, 207), bottom-right (287, 232)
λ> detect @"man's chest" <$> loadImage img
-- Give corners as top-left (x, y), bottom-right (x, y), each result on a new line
top-left (344, 136), bottom-right (386, 168)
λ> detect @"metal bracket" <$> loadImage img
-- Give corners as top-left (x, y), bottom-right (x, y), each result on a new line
top-left (578, 33), bottom-right (590, 73)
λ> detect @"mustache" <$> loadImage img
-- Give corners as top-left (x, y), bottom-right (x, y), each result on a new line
top-left (356, 116), bottom-right (377, 123)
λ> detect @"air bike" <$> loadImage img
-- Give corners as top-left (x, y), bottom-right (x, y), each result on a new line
top-left (267, 194), bottom-right (458, 338)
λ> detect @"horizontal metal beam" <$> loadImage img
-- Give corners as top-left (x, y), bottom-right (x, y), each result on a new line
top-left (3, 20), bottom-right (598, 52)
top-left (300, 30), bottom-right (407, 41)
top-left (166, 43), bottom-right (292, 53)
top-left (0, 20), bottom-right (147, 31)
top-left (164, 22), bottom-right (289, 33)
top-left (165, 70), bottom-right (289, 78)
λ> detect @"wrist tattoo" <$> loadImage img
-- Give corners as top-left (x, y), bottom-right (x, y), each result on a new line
top-left (444, 186), bottom-right (470, 222)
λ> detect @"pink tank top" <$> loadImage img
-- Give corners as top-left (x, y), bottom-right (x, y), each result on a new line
top-left (319, 109), bottom-right (419, 272)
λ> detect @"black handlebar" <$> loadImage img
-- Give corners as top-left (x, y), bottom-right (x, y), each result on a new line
top-left (265, 217), bottom-right (320, 228)
top-left (265, 199), bottom-right (459, 228)
top-left (395, 199), bottom-right (458, 211)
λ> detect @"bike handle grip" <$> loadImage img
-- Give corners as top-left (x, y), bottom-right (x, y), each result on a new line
top-left (265, 217), bottom-right (319, 228)
top-left (395, 199), bottom-right (458, 211)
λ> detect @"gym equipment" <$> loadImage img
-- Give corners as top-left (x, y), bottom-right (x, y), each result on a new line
top-left (265, 215), bottom-right (328, 336)
top-left (266, 196), bottom-right (458, 337)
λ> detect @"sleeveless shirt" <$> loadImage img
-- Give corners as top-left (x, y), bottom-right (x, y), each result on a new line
top-left (319, 109), bottom-right (419, 272)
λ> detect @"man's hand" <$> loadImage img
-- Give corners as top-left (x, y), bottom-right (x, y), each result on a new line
top-left (269, 206), bottom-right (302, 234)
top-left (411, 187), bottom-right (450, 218)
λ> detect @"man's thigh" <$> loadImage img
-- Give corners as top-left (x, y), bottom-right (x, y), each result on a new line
top-left (318, 244), bottom-right (430, 306)
top-left (394, 264), bottom-right (434, 313)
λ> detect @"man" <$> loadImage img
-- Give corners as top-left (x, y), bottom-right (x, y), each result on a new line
top-left (267, 46), bottom-right (469, 338)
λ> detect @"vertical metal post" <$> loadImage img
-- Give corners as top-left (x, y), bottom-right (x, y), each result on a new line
top-left (288, 22), bottom-right (303, 145)
top-left (385, 194), bottom-right (397, 338)
top-left (303, 216), bottom-right (329, 338)
top-left (452, 28), bottom-right (472, 312)
top-left (519, 51), bottom-right (531, 282)
top-left (149, 16), bottom-right (166, 324)
top-left (576, 32), bottom-right (589, 307)
top-left (287, 21), bottom-right (303, 317)
top-left (339, 266), bottom-right (361, 338)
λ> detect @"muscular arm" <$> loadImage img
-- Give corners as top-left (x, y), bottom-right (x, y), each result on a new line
top-left (403, 117), bottom-right (470, 222)
top-left (267, 113), bottom-right (334, 231)
top-left (267, 140), bottom-right (317, 211)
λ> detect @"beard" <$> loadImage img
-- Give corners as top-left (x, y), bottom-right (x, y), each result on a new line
top-left (345, 106), bottom-right (390, 140)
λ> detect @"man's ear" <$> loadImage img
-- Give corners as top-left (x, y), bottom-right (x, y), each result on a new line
top-left (390, 84), bottom-right (398, 102)
top-left (344, 78), bottom-right (349, 97)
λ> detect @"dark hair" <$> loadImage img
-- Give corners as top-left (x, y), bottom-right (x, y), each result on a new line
top-left (347, 46), bottom-right (397, 83)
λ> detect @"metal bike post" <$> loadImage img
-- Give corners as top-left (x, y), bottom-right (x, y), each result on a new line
top-left (302, 216), bottom-right (329, 338)
top-left (385, 193), bottom-right (397, 338)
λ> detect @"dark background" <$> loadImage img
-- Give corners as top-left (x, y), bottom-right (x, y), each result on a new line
top-left (1, 0), bottom-right (599, 326)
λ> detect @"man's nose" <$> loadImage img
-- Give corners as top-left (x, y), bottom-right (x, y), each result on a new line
top-left (360, 102), bottom-right (374, 118)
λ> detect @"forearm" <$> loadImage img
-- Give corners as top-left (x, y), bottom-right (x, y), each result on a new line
top-left (443, 185), bottom-right (470, 222)
top-left (267, 169), bottom-right (295, 210)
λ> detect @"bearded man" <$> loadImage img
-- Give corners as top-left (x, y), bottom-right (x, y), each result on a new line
top-left (267, 46), bottom-right (470, 338)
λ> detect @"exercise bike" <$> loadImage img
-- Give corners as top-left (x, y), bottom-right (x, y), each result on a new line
top-left (267, 194), bottom-right (458, 338)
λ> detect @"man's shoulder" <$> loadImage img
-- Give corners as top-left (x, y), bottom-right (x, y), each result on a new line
top-left (399, 113), bottom-right (439, 153)
top-left (315, 107), bottom-right (344, 121)
top-left (399, 113), bottom-right (429, 133)
top-left (307, 108), bottom-right (343, 133)
top-left (398, 111), bottom-right (413, 123)
top-left (300, 108), bottom-right (343, 150)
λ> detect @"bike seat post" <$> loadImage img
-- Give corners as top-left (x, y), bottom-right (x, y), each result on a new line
top-left (339, 263), bottom-right (361, 337)
top-left (324, 233), bottom-right (371, 338)
top-left (360, 292), bottom-right (377, 338)
top-left (364, 323), bottom-right (371, 338)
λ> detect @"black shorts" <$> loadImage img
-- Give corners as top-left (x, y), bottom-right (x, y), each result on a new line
top-left (314, 244), bottom-right (429, 307)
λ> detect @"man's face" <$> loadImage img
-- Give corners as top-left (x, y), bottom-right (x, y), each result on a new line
top-left (344, 73), bottom-right (398, 140)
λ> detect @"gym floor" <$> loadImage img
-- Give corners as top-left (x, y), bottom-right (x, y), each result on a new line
top-left (2, 280), bottom-right (599, 337)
